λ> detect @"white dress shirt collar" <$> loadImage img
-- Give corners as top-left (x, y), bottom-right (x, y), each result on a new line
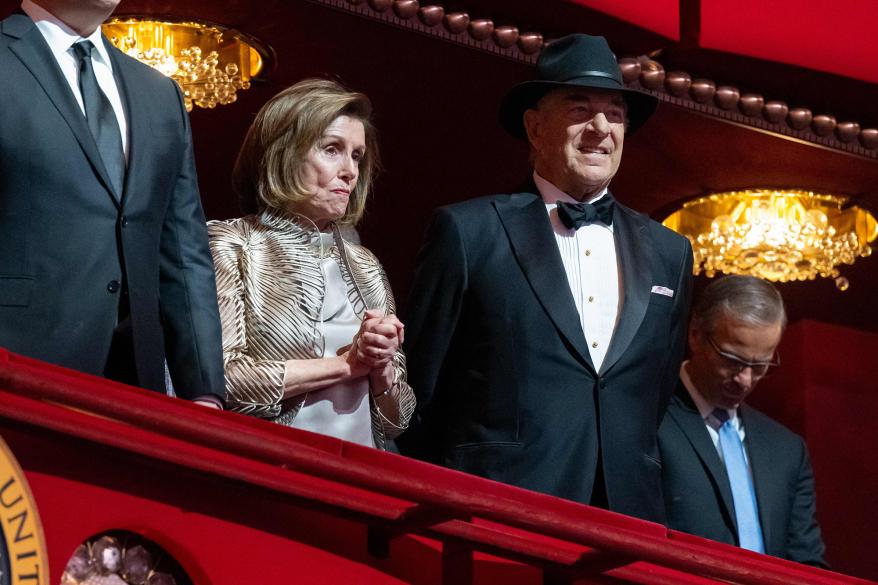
top-left (534, 171), bottom-right (613, 236)
top-left (22, 0), bottom-right (129, 160)
top-left (22, 0), bottom-right (114, 70)
top-left (533, 171), bottom-right (608, 206)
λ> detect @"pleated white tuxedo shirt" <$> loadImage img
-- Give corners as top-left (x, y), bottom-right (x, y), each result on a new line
top-left (535, 172), bottom-right (621, 371)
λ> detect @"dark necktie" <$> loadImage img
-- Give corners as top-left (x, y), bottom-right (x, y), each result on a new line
top-left (556, 194), bottom-right (615, 230)
top-left (72, 40), bottom-right (125, 196)
top-left (713, 408), bottom-right (765, 553)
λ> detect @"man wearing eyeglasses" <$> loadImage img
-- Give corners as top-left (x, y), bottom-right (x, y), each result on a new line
top-left (657, 275), bottom-right (826, 566)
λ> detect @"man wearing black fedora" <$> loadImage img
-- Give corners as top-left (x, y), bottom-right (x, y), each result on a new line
top-left (399, 34), bottom-right (693, 522)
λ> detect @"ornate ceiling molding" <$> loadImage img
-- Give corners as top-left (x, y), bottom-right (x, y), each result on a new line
top-left (307, 0), bottom-right (878, 159)
top-left (307, 0), bottom-right (542, 62)
top-left (622, 58), bottom-right (878, 159)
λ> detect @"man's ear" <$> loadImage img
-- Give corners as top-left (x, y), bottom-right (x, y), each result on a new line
top-left (523, 108), bottom-right (541, 149)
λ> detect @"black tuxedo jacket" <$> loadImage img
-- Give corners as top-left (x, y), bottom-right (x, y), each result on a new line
top-left (658, 384), bottom-right (827, 566)
top-left (0, 13), bottom-right (224, 400)
top-left (399, 188), bottom-right (693, 522)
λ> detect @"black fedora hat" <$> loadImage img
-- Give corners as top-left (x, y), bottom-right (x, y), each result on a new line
top-left (499, 34), bottom-right (658, 139)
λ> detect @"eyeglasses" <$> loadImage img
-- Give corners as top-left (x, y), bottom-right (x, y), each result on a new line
top-left (706, 335), bottom-right (780, 377)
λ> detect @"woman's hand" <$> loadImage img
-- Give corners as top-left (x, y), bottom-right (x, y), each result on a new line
top-left (339, 345), bottom-right (371, 380)
top-left (328, 309), bottom-right (404, 393)
top-left (369, 362), bottom-right (395, 397)
top-left (282, 312), bottom-right (405, 399)
top-left (355, 309), bottom-right (404, 368)
top-left (368, 362), bottom-right (401, 423)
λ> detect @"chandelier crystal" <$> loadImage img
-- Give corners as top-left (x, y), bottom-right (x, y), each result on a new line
top-left (103, 18), bottom-right (267, 111)
top-left (663, 189), bottom-right (877, 288)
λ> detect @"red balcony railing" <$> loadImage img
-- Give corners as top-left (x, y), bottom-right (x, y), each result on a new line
top-left (0, 348), bottom-right (872, 585)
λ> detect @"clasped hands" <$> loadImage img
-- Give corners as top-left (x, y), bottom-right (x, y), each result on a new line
top-left (346, 309), bottom-right (404, 395)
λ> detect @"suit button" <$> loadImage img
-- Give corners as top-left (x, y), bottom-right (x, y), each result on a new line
top-left (107, 280), bottom-right (120, 293)
top-left (120, 216), bottom-right (129, 227)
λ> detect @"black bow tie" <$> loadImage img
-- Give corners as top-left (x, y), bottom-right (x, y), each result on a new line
top-left (556, 195), bottom-right (615, 230)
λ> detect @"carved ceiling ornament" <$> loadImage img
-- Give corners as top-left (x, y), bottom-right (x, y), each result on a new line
top-left (307, 0), bottom-right (878, 158)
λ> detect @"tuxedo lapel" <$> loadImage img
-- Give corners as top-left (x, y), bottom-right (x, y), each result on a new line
top-left (600, 201), bottom-right (652, 374)
top-left (4, 15), bottom-right (121, 208)
top-left (494, 193), bottom-right (595, 372)
top-left (667, 387), bottom-right (738, 534)
top-left (740, 405), bottom-right (776, 553)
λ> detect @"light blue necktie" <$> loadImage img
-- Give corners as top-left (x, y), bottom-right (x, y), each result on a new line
top-left (714, 408), bottom-right (765, 553)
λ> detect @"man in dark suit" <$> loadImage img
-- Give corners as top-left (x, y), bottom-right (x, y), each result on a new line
top-left (398, 34), bottom-right (693, 522)
top-left (0, 0), bottom-right (224, 404)
top-left (658, 275), bottom-right (826, 566)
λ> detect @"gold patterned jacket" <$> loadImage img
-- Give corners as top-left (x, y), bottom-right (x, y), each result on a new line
top-left (207, 209), bottom-right (416, 449)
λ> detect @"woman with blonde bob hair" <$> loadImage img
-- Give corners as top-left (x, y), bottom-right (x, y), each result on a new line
top-left (208, 79), bottom-right (415, 448)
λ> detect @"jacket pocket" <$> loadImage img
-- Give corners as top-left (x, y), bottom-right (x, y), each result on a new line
top-left (448, 441), bottom-right (525, 478)
top-left (647, 291), bottom-right (674, 312)
top-left (0, 275), bottom-right (34, 307)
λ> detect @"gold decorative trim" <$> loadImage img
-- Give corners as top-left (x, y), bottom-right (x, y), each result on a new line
top-left (0, 435), bottom-right (49, 585)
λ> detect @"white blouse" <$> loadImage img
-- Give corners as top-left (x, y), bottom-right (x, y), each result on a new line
top-left (290, 233), bottom-right (375, 447)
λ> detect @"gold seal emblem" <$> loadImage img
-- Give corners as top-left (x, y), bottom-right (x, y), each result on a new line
top-left (0, 435), bottom-right (49, 585)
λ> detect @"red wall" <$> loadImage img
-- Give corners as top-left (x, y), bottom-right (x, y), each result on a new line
top-left (751, 320), bottom-right (878, 580)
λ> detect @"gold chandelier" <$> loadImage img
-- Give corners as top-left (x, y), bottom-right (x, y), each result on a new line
top-left (663, 189), bottom-right (877, 289)
top-left (102, 18), bottom-right (268, 111)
